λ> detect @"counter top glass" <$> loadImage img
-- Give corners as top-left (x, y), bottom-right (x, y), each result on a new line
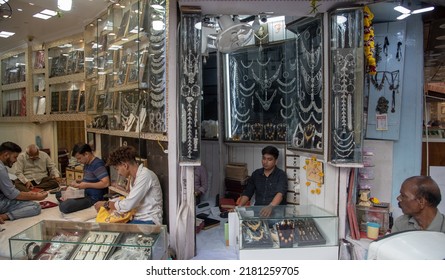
top-left (9, 220), bottom-right (167, 260)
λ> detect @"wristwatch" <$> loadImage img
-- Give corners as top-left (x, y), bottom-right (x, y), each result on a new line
top-left (103, 201), bottom-right (110, 210)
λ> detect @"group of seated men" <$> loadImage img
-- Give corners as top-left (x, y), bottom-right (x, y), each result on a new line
top-left (0, 141), bottom-right (163, 226)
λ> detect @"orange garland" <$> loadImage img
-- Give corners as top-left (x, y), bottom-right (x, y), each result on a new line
top-left (364, 6), bottom-right (376, 75)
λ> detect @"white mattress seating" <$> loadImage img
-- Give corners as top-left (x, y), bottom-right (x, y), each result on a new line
top-left (0, 194), bottom-right (97, 259)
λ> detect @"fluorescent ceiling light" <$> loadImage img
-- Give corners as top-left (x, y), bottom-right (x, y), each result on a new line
top-left (58, 0), bottom-right (72, 11)
top-left (412, 7), bottom-right (434, 14)
top-left (394, 5), bottom-right (411, 14)
top-left (33, 13), bottom-right (52, 20)
top-left (397, 13), bottom-right (411, 20)
top-left (0, 0), bottom-right (9, 4)
top-left (0, 31), bottom-right (15, 38)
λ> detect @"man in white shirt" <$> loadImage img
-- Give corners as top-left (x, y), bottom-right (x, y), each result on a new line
top-left (94, 145), bottom-right (163, 225)
top-left (14, 144), bottom-right (61, 191)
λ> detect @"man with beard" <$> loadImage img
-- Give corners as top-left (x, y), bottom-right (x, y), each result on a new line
top-left (392, 176), bottom-right (445, 233)
top-left (0, 142), bottom-right (48, 223)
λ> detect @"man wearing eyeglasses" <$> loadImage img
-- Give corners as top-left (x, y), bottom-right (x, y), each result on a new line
top-left (14, 144), bottom-right (61, 192)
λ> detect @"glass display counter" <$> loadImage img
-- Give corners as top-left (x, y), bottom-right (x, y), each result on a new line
top-left (9, 220), bottom-right (168, 260)
top-left (233, 205), bottom-right (338, 259)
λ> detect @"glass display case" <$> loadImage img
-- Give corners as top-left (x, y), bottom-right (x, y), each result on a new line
top-left (85, 0), bottom-right (167, 138)
top-left (328, 8), bottom-right (364, 166)
top-left (48, 40), bottom-right (84, 78)
top-left (49, 82), bottom-right (85, 114)
top-left (285, 15), bottom-right (324, 154)
top-left (233, 205), bottom-right (338, 260)
top-left (1, 51), bottom-right (26, 86)
top-left (9, 220), bottom-right (168, 260)
top-left (1, 50), bottom-right (27, 118)
top-left (221, 16), bottom-right (297, 143)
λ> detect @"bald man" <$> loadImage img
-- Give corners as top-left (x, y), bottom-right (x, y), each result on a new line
top-left (14, 144), bottom-right (61, 191)
top-left (392, 176), bottom-right (445, 233)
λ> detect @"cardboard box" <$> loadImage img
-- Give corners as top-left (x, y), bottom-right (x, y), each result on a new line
top-left (225, 163), bottom-right (248, 181)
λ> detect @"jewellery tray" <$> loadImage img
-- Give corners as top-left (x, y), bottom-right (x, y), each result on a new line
top-left (294, 218), bottom-right (326, 246)
top-left (236, 205), bottom-right (337, 251)
top-left (9, 220), bottom-right (168, 260)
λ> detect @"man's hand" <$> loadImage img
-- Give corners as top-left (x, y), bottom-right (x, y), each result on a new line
top-left (259, 205), bottom-right (274, 217)
top-left (94, 201), bottom-right (105, 212)
top-left (34, 191), bottom-right (48, 201)
top-left (25, 181), bottom-right (34, 190)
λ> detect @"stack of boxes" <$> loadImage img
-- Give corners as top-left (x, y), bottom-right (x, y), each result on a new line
top-left (224, 162), bottom-right (249, 201)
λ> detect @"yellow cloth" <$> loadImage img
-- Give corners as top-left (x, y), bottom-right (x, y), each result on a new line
top-left (96, 197), bottom-right (136, 223)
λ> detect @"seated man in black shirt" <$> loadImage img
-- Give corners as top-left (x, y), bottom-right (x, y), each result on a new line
top-left (237, 146), bottom-right (288, 217)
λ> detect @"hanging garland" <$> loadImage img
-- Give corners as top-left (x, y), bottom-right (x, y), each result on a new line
top-left (364, 6), bottom-right (376, 75)
top-left (303, 156), bottom-right (324, 195)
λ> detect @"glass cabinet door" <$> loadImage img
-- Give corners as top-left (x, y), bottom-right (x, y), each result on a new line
top-left (329, 8), bottom-right (364, 165)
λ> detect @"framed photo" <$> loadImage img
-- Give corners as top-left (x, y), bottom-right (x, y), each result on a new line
top-left (36, 96), bottom-right (46, 115)
top-left (60, 90), bottom-right (69, 112)
top-left (117, 9), bottom-right (130, 38)
top-left (34, 50), bottom-right (45, 69)
top-left (51, 91), bottom-right (60, 113)
top-left (125, 52), bottom-right (139, 84)
top-left (78, 91), bottom-right (85, 112)
top-left (87, 84), bottom-right (97, 112)
top-left (103, 91), bottom-right (114, 111)
top-left (87, 132), bottom-right (96, 151)
top-left (68, 89), bottom-right (80, 112)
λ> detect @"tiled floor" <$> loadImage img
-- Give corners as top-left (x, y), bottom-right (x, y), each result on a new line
top-left (194, 219), bottom-right (238, 260)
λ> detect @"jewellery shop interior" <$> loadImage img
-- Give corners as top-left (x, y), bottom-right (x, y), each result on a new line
top-left (0, 0), bottom-right (445, 261)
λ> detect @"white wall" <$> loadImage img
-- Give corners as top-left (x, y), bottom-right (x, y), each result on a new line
top-left (0, 122), bottom-right (56, 155)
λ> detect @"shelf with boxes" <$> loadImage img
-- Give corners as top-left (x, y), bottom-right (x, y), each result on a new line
top-left (65, 166), bottom-right (84, 186)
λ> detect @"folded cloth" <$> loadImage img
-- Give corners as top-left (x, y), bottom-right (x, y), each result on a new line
top-left (39, 201), bottom-right (58, 209)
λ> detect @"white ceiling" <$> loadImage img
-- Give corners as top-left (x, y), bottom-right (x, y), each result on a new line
top-left (0, 0), bottom-right (109, 54)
